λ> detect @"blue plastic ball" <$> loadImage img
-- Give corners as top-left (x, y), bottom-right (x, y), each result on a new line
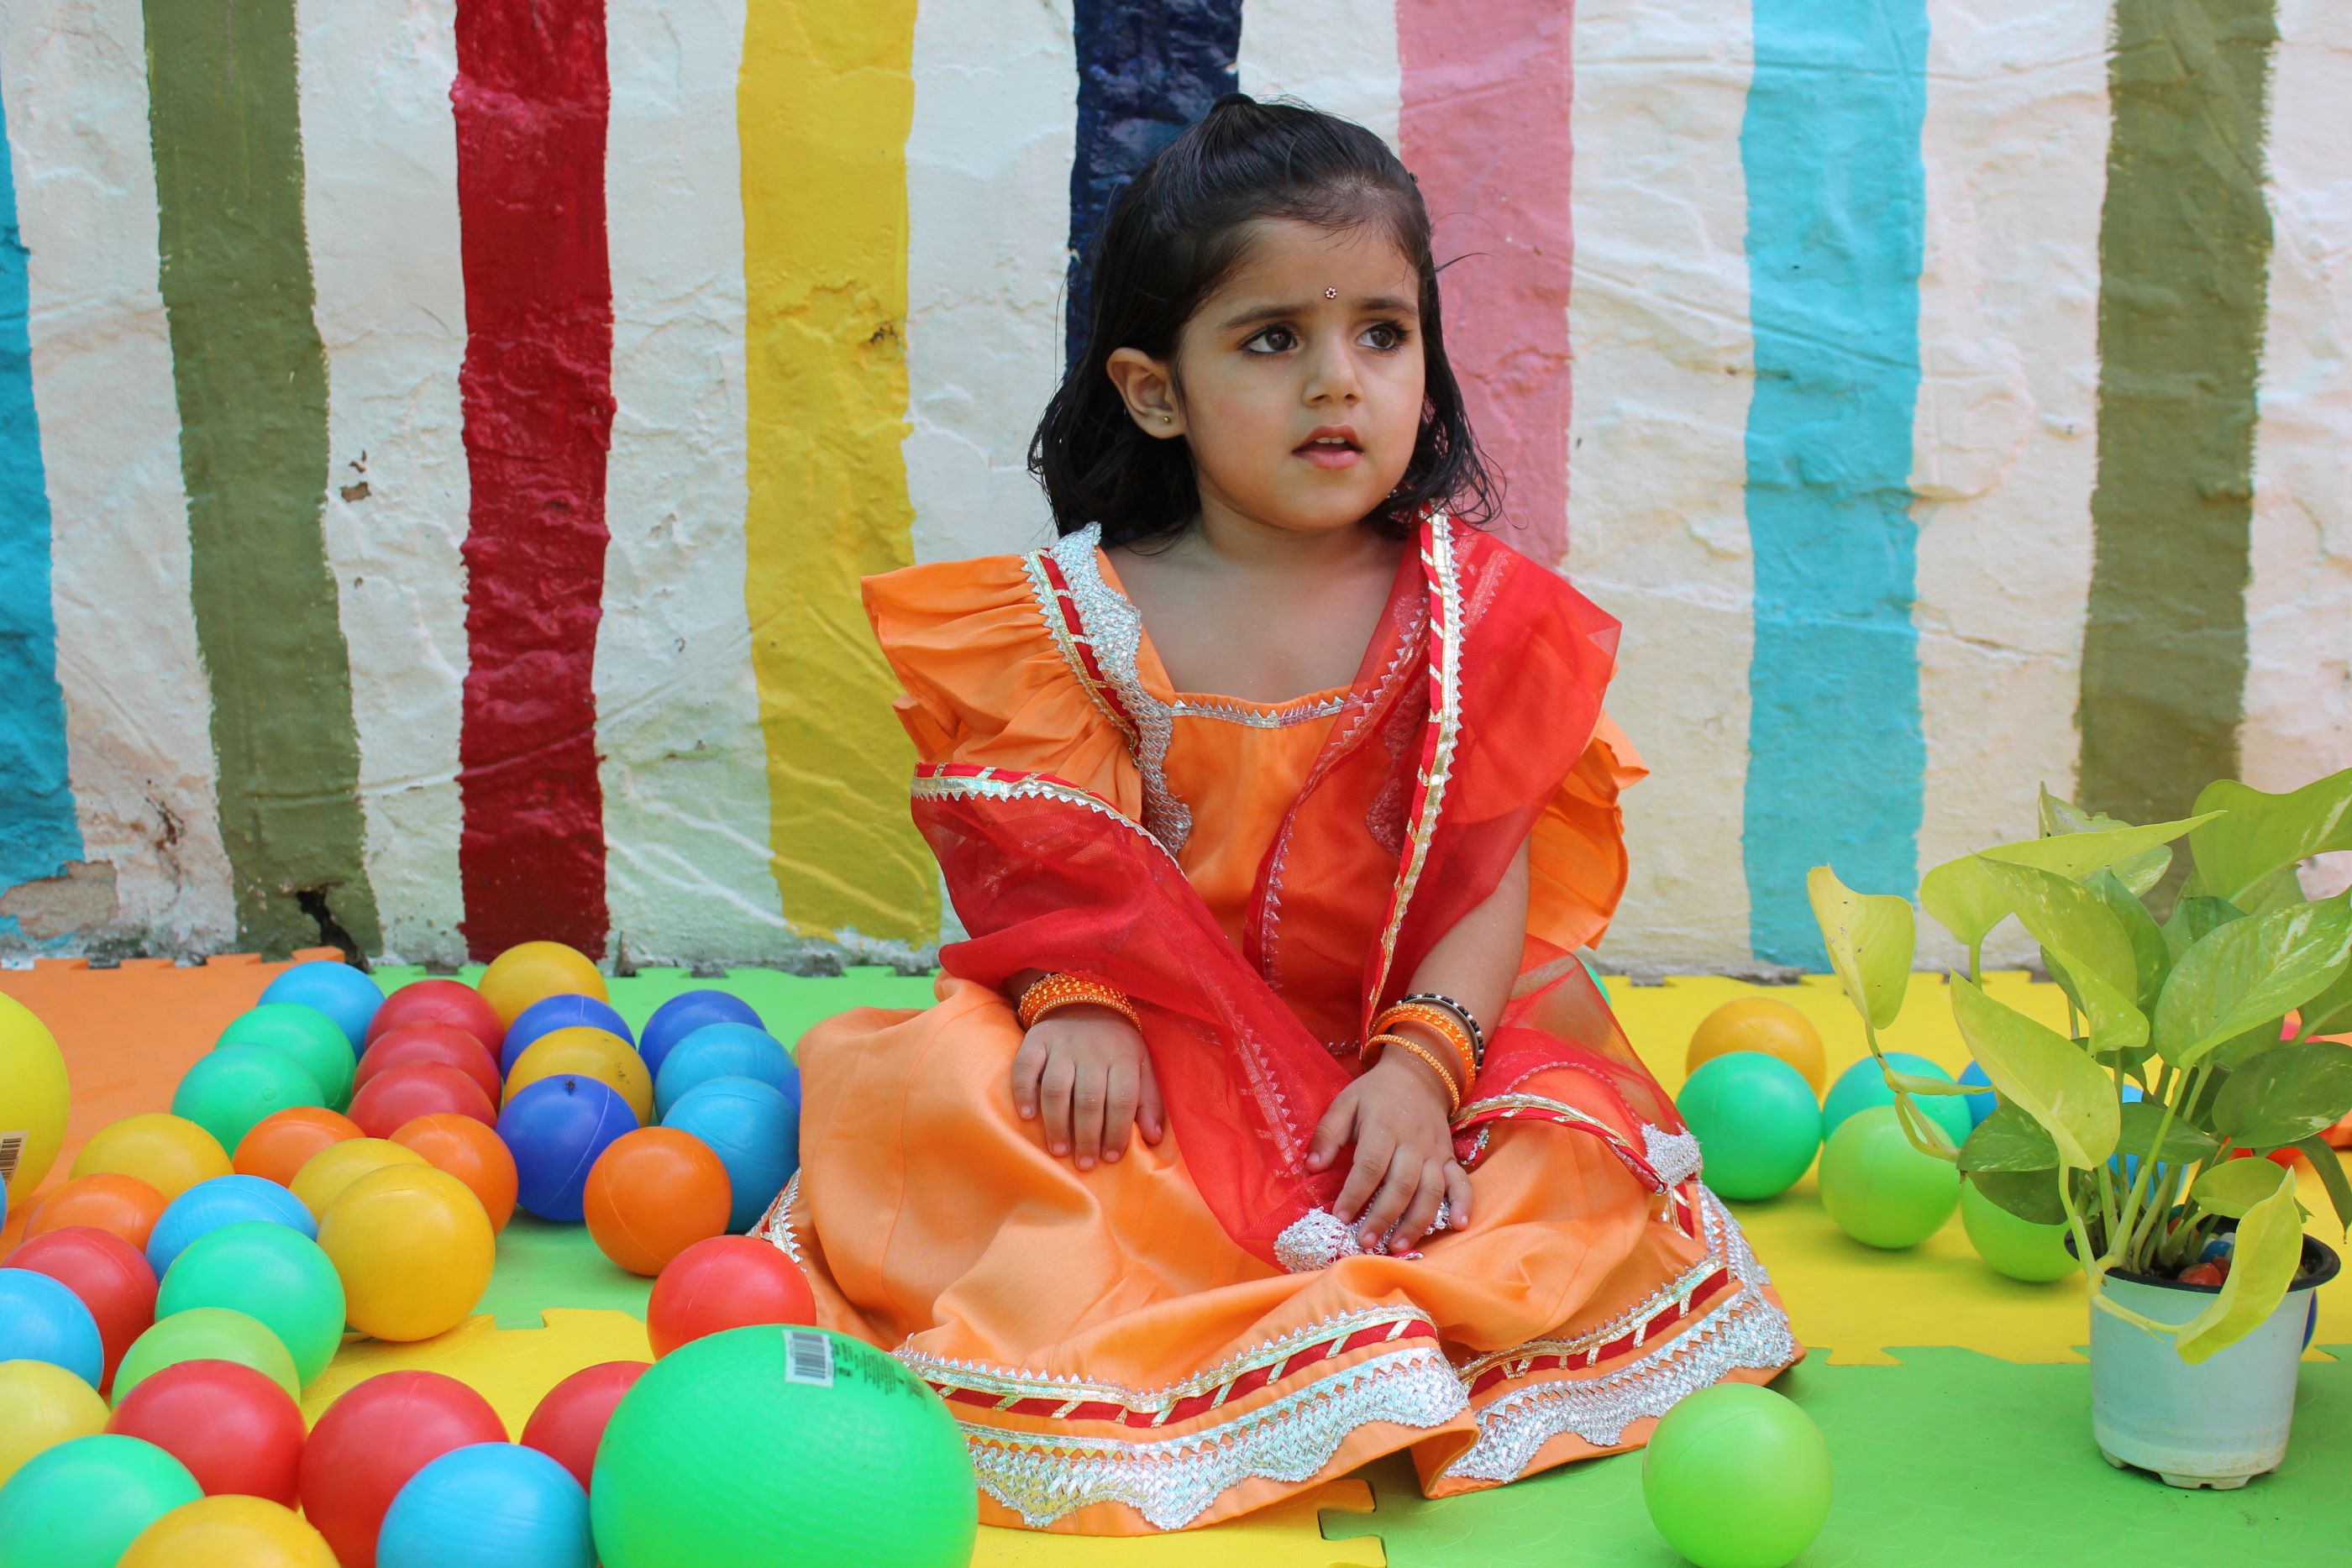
top-left (379, 1441), bottom-right (595, 1568)
top-left (662, 1076), bottom-right (798, 1232)
top-left (2111, 1080), bottom-right (2155, 1184)
top-left (502, 994), bottom-right (638, 1075)
top-left (498, 1077), bottom-right (638, 1224)
top-left (260, 959), bottom-right (385, 1055)
top-left (1957, 1060), bottom-right (1996, 1127)
top-left (145, 1173), bottom-right (318, 1276)
top-left (639, 990), bottom-right (763, 1078)
top-left (653, 1023), bottom-right (799, 1119)
top-left (1822, 1052), bottom-right (1971, 1146)
top-left (0, 1266), bottom-right (105, 1386)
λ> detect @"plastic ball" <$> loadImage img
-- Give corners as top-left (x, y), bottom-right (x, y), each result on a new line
top-left (646, 1235), bottom-right (816, 1357)
top-left (1819, 1104), bottom-right (1961, 1250)
top-left (300, 1371), bottom-right (507, 1568)
top-left (499, 1077), bottom-right (638, 1224)
top-left (360, 1023), bottom-right (503, 1109)
top-left (0, 1358), bottom-right (110, 1487)
top-left (291, 1136), bottom-right (427, 1219)
top-left (145, 1174), bottom-right (317, 1277)
top-left (638, 989), bottom-right (762, 1079)
top-left (520, 1361), bottom-right (648, 1492)
top-left (171, 1046), bottom-right (326, 1156)
top-left (71, 1114), bottom-right (230, 1200)
top-left (349, 1062), bottom-right (498, 1139)
top-left (215, 1004), bottom-right (356, 1111)
top-left (156, 1222), bottom-right (346, 1387)
top-left (503, 994), bottom-right (636, 1074)
top-left (1957, 1181), bottom-right (2078, 1283)
top-left (654, 1022), bottom-right (797, 1118)
top-left (318, 1165), bottom-right (494, 1341)
top-left (585, 1129), bottom-right (732, 1276)
top-left (591, 1325), bottom-right (977, 1568)
top-left (106, 1357), bottom-right (307, 1503)
top-left (1673, 1052), bottom-right (1821, 1201)
top-left (118, 1493), bottom-right (336, 1567)
top-left (1686, 997), bottom-right (1828, 1094)
top-left (113, 1307), bottom-right (298, 1406)
top-left (662, 1076), bottom-right (798, 1232)
top-left (1641, 1382), bottom-right (1830, 1568)
top-left (478, 941), bottom-right (608, 1030)
top-left (0, 992), bottom-right (71, 1205)
top-left (1957, 1060), bottom-right (1997, 1127)
top-left (5, 1227), bottom-right (155, 1390)
top-left (0, 1268), bottom-right (102, 1386)
top-left (379, 1441), bottom-right (595, 1568)
top-left (22, 1173), bottom-right (168, 1251)
top-left (508, 1027), bottom-right (654, 1125)
top-left (367, 979), bottom-right (506, 1058)
top-left (391, 1113), bottom-right (519, 1232)
top-left (259, 959), bottom-right (384, 1053)
top-left (1820, 1052), bottom-right (1971, 1146)
top-left (0, 1433), bottom-right (203, 1568)
top-left (234, 1106), bottom-right (364, 1186)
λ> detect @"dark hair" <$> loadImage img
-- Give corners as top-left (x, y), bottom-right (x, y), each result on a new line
top-left (1028, 92), bottom-right (1502, 550)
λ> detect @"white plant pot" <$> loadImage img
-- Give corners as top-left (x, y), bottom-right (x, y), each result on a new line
top-left (2087, 1235), bottom-right (2339, 1489)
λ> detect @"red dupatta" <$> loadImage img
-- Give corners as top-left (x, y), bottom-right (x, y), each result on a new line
top-left (911, 511), bottom-right (1694, 1272)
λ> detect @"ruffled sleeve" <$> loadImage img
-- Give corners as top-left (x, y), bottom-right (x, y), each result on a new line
top-left (1526, 711), bottom-right (1648, 952)
top-left (860, 553), bottom-right (1145, 819)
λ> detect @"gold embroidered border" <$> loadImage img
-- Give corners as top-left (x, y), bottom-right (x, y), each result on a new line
top-left (1364, 515), bottom-right (1466, 1016)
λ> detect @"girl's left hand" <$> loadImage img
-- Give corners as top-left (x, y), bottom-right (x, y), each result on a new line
top-left (1305, 1051), bottom-right (1473, 1252)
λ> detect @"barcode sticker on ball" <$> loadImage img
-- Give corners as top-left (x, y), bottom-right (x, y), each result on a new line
top-left (785, 1329), bottom-right (835, 1388)
top-left (0, 1130), bottom-right (24, 1186)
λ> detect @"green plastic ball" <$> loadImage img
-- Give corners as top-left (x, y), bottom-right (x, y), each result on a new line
top-left (1642, 1382), bottom-right (1830, 1568)
top-left (215, 1003), bottom-right (356, 1111)
top-left (1820, 1052), bottom-right (1970, 1146)
top-left (1819, 1104), bottom-right (1961, 1250)
top-left (0, 1434), bottom-right (202, 1568)
top-left (171, 1045), bottom-right (326, 1156)
top-left (111, 1307), bottom-right (300, 1407)
top-left (156, 1221), bottom-right (347, 1387)
top-left (592, 1326), bottom-right (978, 1567)
top-left (1676, 1052), bottom-right (1822, 1200)
top-left (1958, 1180), bottom-right (2079, 1282)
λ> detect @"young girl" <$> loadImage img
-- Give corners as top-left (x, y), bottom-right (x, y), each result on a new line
top-left (757, 94), bottom-right (1797, 1534)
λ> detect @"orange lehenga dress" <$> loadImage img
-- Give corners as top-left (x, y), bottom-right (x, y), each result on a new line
top-left (756, 511), bottom-right (1798, 1534)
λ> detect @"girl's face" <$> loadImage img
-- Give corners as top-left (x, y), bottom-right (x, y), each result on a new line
top-left (1108, 218), bottom-right (1426, 542)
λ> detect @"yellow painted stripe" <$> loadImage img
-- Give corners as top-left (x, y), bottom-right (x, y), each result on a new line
top-left (738, 3), bottom-right (937, 945)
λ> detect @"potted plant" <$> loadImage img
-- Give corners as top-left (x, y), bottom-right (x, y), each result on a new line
top-left (1807, 768), bottom-right (2352, 1489)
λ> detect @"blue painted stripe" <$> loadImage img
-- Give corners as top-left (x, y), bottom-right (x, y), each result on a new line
top-left (1740, 0), bottom-right (1929, 967)
top-left (1065, 0), bottom-right (1243, 367)
top-left (0, 76), bottom-right (84, 927)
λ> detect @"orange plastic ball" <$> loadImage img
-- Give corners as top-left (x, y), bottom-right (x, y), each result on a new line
top-left (391, 1113), bottom-right (519, 1233)
top-left (23, 1172), bottom-right (171, 1251)
top-left (317, 1165), bottom-right (495, 1342)
top-left (71, 1114), bottom-right (231, 1199)
top-left (1686, 998), bottom-right (1829, 1094)
top-left (234, 1106), bottom-right (365, 1187)
top-left (506, 1027), bottom-right (653, 1125)
top-left (290, 1136), bottom-right (427, 1220)
top-left (584, 1128), bottom-right (732, 1276)
top-left (477, 941), bottom-right (608, 1030)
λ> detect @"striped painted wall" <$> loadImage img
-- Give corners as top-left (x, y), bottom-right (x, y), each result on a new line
top-left (0, 0), bottom-right (2344, 972)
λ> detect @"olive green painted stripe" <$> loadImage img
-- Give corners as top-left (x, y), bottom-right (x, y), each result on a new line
top-left (2078, 0), bottom-right (2278, 832)
top-left (144, 0), bottom-right (380, 956)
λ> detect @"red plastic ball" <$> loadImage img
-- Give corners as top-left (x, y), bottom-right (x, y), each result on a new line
top-left (365, 978), bottom-right (506, 1057)
top-left (357, 1023), bottom-right (502, 1110)
top-left (519, 1360), bottom-right (650, 1491)
top-left (584, 1127), bottom-right (732, 1276)
top-left (108, 1356), bottom-right (306, 1503)
top-left (5, 1224), bottom-right (158, 1390)
top-left (298, 1370), bottom-right (507, 1568)
top-left (347, 1062), bottom-right (497, 1139)
top-left (646, 1235), bottom-right (816, 1358)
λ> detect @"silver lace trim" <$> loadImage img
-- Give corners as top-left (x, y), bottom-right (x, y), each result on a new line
top-left (963, 1345), bottom-right (1466, 1529)
top-left (1642, 1124), bottom-right (1704, 1188)
top-left (1273, 1203), bottom-right (1453, 1273)
top-left (1172, 692), bottom-right (1349, 728)
top-left (753, 1171), bottom-right (804, 1261)
top-left (910, 767), bottom-right (1176, 864)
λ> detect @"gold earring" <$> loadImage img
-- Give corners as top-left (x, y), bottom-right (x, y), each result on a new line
top-left (1159, 413), bottom-right (1172, 423)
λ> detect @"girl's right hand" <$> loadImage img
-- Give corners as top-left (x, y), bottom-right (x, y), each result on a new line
top-left (1011, 1005), bottom-right (1166, 1170)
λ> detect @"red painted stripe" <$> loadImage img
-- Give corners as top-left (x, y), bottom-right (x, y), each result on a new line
top-left (451, 3), bottom-right (615, 960)
top-left (1397, 4), bottom-right (1575, 566)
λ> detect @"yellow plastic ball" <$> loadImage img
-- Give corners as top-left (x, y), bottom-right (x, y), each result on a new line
top-left (0, 993), bottom-right (71, 1206)
top-left (290, 1136), bottom-right (427, 1220)
top-left (119, 1494), bottom-right (336, 1568)
top-left (69, 1113), bottom-right (230, 1200)
top-left (317, 1164), bottom-right (494, 1342)
top-left (506, 1026), bottom-right (653, 1125)
top-left (477, 940), bottom-right (607, 1029)
top-left (1687, 998), bottom-right (1828, 1094)
top-left (0, 1358), bottom-right (110, 1486)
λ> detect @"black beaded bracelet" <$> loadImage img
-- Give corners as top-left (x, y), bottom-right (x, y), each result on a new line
top-left (1398, 991), bottom-right (1485, 1070)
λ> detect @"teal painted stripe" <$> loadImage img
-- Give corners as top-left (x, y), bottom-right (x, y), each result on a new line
top-left (1740, 0), bottom-right (1929, 966)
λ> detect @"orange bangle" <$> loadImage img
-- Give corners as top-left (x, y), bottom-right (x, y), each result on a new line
top-left (1016, 973), bottom-right (1140, 1032)
top-left (1372, 1003), bottom-right (1477, 1088)
top-left (1367, 1032), bottom-right (1462, 1114)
